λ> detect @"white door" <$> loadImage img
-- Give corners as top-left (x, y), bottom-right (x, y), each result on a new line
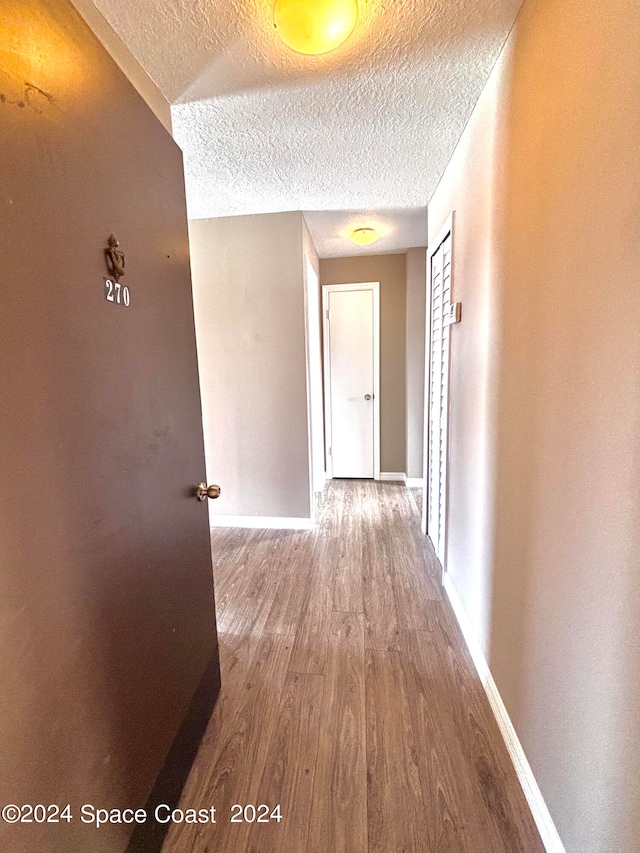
top-left (323, 283), bottom-right (379, 479)
top-left (425, 232), bottom-right (452, 563)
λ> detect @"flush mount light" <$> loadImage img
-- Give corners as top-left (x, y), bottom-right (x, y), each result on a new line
top-left (273, 0), bottom-right (358, 55)
top-left (350, 227), bottom-right (380, 245)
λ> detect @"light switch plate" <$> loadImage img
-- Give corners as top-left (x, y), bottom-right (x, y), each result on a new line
top-left (445, 302), bottom-right (462, 325)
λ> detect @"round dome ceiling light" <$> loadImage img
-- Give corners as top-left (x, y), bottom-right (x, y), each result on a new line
top-left (350, 227), bottom-right (380, 245)
top-left (273, 0), bottom-right (358, 56)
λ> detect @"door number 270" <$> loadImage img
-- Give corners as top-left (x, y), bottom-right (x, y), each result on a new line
top-left (105, 279), bottom-right (130, 307)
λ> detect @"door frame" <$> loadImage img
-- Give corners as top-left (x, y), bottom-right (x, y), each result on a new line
top-left (322, 281), bottom-right (381, 481)
top-left (422, 212), bottom-right (455, 575)
top-left (303, 257), bottom-right (325, 522)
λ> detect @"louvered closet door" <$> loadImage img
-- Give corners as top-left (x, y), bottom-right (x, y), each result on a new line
top-left (427, 233), bottom-right (452, 563)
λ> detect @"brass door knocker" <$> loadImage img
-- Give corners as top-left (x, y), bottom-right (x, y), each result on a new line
top-left (105, 234), bottom-right (125, 282)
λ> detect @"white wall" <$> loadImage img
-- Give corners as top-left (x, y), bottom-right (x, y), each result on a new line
top-left (189, 212), bottom-right (312, 520)
top-left (405, 247), bottom-right (427, 480)
top-left (428, 0), bottom-right (640, 850)
top-left (302, 216), bottom-right (325, 501)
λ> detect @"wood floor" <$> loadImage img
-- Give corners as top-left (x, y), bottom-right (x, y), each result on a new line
top-left (163, 481), bottom-right (544, 853)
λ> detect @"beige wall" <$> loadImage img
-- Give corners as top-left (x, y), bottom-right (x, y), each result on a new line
top-left (320, 254), bottom-right (407, 474)
top-left (70, 0), bottom-right (172, 132)
top-left (189, 212), bottom-right (312, 519)
top-left (405, 247), bottom-right (427, 480)
top-left (428, 0), bottom-right (640, 850)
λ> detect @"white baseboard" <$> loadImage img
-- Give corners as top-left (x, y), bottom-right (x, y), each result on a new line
top-left (329, 472), bottom-right (423, 488)
top-left (379, 473), bottom-right (424, 488)
top-left (404, 476), bottom-right (424, 488)
top-left (210, 516), bottom-right (315, 530)
top-left (442, 573), bottom-right (566, 853)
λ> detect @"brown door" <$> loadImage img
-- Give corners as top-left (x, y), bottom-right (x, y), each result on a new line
top-left (0, 2), bottom-right (219, 851)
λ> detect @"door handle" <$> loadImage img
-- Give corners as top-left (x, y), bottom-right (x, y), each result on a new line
top-left (364, 394), bottom-right (372, 400)
top-left (196, 483), bottom-right (221, 501)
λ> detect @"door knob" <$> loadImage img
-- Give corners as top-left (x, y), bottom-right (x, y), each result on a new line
top-left (364, 394), bottom-right (372, 400)
top-left (196, 483), bottom-right (221, 501)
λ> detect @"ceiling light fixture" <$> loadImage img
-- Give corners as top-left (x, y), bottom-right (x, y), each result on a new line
top-left (273, 0), bottom-right (358, 55)
top-left (350, 227), bottom-right (380, 245)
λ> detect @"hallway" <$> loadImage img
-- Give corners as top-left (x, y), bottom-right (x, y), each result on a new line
top-left (163, 481), bottom-right (544, 853)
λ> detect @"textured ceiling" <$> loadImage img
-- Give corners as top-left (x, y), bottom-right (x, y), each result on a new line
top-left (92, 0), bottom-right (522, 256)
top-left (304, 208), bottom-right (428, 258)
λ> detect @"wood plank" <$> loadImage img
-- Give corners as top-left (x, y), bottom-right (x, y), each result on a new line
top-left (409, 486), bottom-right (423, 518)
top-left (363, 521), bottom-right (400, 649)
top-left (246, 672), bottom-right (324, 853)
top-left (359, 479), bottom-right (382, 523)
top-left (427, 603), bottom-right (546, 852)
top-left (365, 646), bottom-right (428, 853)
top-left (162, 634), bottom-right (294, 853)
top-left (209, 527), bottom-right (256, 601)
top-left (401, 628), bottom-right (503, 852)
top-left (412, 524), bottom-right (443, 588)
top-left (332, 517), bottom-right (364, 613)
top-left (379, 482), bottom-right (418, 525)
top-left (242, 529), bottom-right (291, 602)
top-left (307, 611), bottom-right (367, 853)
top-left (289, 532), bottom-right (337, 674)
top-left (390, 526), bottom-right (441, 631)
top-left (322, 479), bottom-right (346, 523)
top-left (339, 479), bottom-right (362, 516)
top-left (263, 532), bottom-right (316, 634)
top-left (216, 593), bottom-right (276, 699)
